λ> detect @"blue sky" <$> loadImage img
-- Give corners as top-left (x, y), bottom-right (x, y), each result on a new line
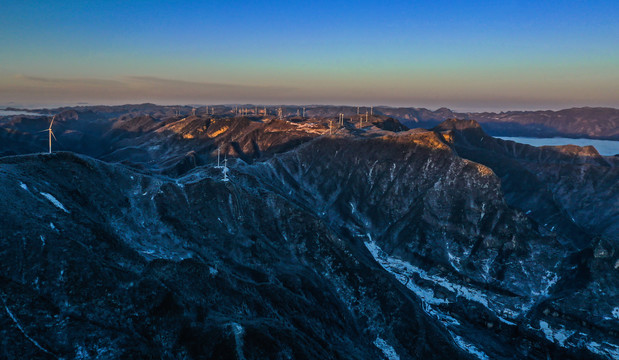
top-left (1, 0), bottom-right (618, 110)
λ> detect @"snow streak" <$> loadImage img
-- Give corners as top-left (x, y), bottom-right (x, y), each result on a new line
top-left (40, 192), bottom-right (69, 213)
top-left (373, 337), bottom-right (400, 360)
top-left (2, 297), bottom-right (56, 358)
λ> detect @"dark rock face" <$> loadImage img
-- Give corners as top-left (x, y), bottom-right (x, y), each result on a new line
top-left (430, 121), bottom-right (619, 358)
top-left (0, 106), bottom-right (617, 359)
top-left (434, 119), bottom-right (619, 244)
top-left (0, 152), bottom-right (461, 359)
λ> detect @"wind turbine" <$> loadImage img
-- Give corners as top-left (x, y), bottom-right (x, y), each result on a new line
top-left (44, 115), bottom-right (57, 154)
top-left (216, 147), bottom-right (222, 168)
top-left (222, 153), bottom-right (229, 182)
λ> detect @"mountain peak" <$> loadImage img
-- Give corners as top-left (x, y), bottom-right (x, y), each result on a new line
top-left (433, 118), bottom-right (483, 132)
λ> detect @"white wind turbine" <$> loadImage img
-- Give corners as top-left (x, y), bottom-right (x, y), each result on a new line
top-left (222, 153), bottom-right (229, 182)
top-left (215, 147), bottom-right (223, 168)
top-left (43, 115), bottom-right (57, 154)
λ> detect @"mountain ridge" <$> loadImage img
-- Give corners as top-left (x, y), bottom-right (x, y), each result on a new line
top-left (0, 109), bottom-right (617, 359)
top-left (5, 104), bottom-right (618, 140)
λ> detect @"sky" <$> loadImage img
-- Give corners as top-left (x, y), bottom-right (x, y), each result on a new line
top-left (1, 0), bottom-right (618, 111)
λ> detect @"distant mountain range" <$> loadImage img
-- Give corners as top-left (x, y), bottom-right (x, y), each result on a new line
top-left (8, 104), bottom-right (617, 140)
top-left (304, 106), bottom-right (619, 140)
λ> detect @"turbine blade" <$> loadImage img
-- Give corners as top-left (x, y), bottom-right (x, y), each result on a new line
top-left (49, 115), bottom-right (55, 128)
top-left (50, 131), bottom-right (57, 141)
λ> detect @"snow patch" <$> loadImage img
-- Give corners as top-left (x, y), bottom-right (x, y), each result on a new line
top-left (40, 192), bottom-right (69, 213)
top-left (20, 182), bottom-right (29, 191)
top-left (209, 267), bottom-right (218, 276)
top-left (452, 334), bottom-right (490, 360)
top-left (537, 271), bottom-right (558, 296)
top-left (364, 240), bottom-right (529, 358)
top-left (612, 307), bottom-right (619, 320)
top-left (426, 304), bottom-right (460, 326)
top-left (374, 337), bottom-right (400, 360)
top-left (538, 321), bottom-right (575, 347)
top-left (479, 203), bottom-right (486, 221)
top-left (366, 241), bottom-right (448, 306)
top-left (496, 315), bottom-right (516, 326)
top-left (230, 322), bottom-right (245, 360)
top-left (365, 241), bottom-right (488, 307)
top-left (501, 308), bottom-right (520, 320)
top-left (446, 244), bottom-right (462, 271)
top-left (49, 222), bottom-right (56, 230)
top-left (586, 341), bottom-right (619, 360)
top-left (40, 235), bottom-right (45, 247)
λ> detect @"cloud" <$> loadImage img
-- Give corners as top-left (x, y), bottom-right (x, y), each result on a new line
top-left (2, 74), bottom-right (302, 105)
top-left (14, 74), bottom-right (123, 86)
top-left (0, 74), bottom-right (305, 105)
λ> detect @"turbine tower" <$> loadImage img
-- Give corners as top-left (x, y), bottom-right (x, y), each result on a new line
top-left (222, 154), bottom-right (229, 182)
top-left (45, 115), bottom-right (57, 154)
top-left (216, 147), bottom-right (222, 168)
